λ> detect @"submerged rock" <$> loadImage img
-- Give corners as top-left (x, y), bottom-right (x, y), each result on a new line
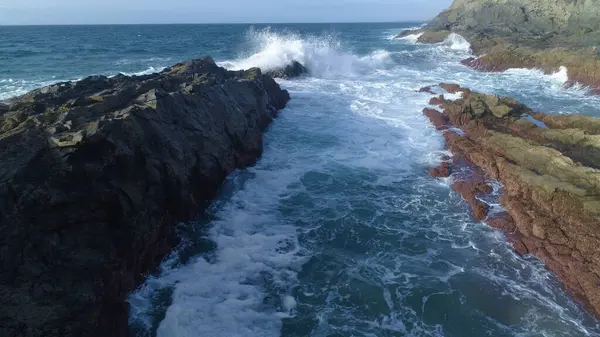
top-left (0, 56), bottom-right (290, 337)
top-left (394, 29), bottom-right (422, 39)
top-left (264, 60), bottom-right (309, 79)
top-left (423, 83), bottom-right (600, 318)
top-left (417, 30), bottom-right (450, 44)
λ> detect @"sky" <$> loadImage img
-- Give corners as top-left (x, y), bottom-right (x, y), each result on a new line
top-left (0, 0), bottom-right (452, 25)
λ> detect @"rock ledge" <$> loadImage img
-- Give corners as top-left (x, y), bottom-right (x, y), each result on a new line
top-left (423, 83), bottom-right (600, 317)
top-left (0, 56), bottom-right (290, 337)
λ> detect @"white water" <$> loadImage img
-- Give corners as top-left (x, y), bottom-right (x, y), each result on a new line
top-left (442, 33), bottom-right (472, 52)
top-left (220, 28), bottom-right (395, 78)
top-left (129, 28), bottom-right (600, 337)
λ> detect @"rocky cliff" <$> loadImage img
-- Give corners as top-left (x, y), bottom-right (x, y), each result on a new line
top-left (429, 0), bottom-right (600, 43)
top-left (422, 83), bottom-right (600, 317)
top-left (399, 0), bottom-right (600, 91)
top-left (0, 56), bottom-right (290, 337)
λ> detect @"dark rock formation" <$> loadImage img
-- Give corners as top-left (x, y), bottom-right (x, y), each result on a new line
top-left (0, 56), bottom-right (290, 337)
top-left (408, 0), bottom-right (600, 92)
top-left (265, 60), bottom-right (309, 79)
top-left (394, 29), bottom-right (449, 43)
top-left (422, 83), bottom-right (600, 317)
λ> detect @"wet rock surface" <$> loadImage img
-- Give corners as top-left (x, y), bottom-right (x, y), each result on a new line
top-left (0, 56), bottom-right (290, 337)
top-left (265, 60), bottom-right (309, 79)
top-left (423, 83), bottom-right (600, 318)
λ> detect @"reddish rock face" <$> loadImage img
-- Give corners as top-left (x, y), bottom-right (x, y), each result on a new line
top-left (418, 86), bottom-right (435, 94)
top-left (423, 108), bottom-right (448, 130)
top-left (487, 212), bottom-right (517, 233)
top-left (439, 83), bottom-right (462, 93)
top-left (451, 175), bottom-right (491, 221)
top-left (424, 82), bottom-right (600, 318)
top-left (429, 161), bottom-right (451, 177)
top-left (429, 95), bottom-right (445, 106)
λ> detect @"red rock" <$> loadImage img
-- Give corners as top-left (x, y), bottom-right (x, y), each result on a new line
top-left (423, 108), bottom-right (448, 130)
top-left (439, 83), bottom-right (462, 93)
top-left (429, 95), bottom-right (445, 106)
top-left (451, 179), bottom-right (491, 221)
top-left (418, 86), bottom-right (434, 94)
top-left (423, 83), bottom-right (600, 318)
top-left (512, 238), bottom-right (529, 255)
top-left (429, 161), bottom-right (451, 177)
top-left (487, 212), bottom-right (517, 232)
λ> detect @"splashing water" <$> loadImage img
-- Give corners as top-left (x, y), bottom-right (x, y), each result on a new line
top-left (395, 32), bottom-right (424, 43)
top-left (220, 28), bottom-right (394, 78)
top-left (442, 33), bottom-right (472, 52)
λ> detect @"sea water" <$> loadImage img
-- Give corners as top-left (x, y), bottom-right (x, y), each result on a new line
top-left (2, 23), bottom-right (600, 337)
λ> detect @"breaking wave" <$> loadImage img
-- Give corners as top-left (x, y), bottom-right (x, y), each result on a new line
top-left (442, 33), bottom-right (471, 52)
top-left (219, 28), bottom-right (394, 78)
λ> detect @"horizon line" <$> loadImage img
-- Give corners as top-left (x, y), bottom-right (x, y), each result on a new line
top-left (0, 20), bottom-right (428, 27)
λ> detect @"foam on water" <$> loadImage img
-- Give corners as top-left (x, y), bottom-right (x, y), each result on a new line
top-left (0, 78), bottom-right (66, 100)
top-left (395, 32), bottom-right (423, 43)
top-left (0, 65), bottom-right (167, 100)
top-left (550, 66), bottom-right (569, 84)
top-left (219, 28), bottom-right (394, 78)
top-left (120, 66), bottom-right (166, 76)
top-left (442, 33), bottom-right (471, 52)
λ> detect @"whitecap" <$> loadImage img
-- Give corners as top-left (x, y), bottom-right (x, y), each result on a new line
top-left (442, 33), bottom-right (471, 52)
top-left (219, 27), bottom-right (394, 78)
top-left (395, 32), bottom-right (423, 44)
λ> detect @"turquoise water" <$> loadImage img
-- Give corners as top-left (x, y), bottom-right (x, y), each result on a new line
top-left (3, 23), bottom-right (600, 337)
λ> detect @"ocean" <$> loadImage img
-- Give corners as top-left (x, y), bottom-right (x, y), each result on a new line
top-left (3, 23), bottom-right (600, 337)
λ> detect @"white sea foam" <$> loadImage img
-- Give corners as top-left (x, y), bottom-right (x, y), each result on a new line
top-left (550, 66), bottom-right (569, 84)
top-left (131, 165), bottom-right (308, 337)
top-left (395, 32), bottom-right (423, 43)
top-left (442, 33), bottom-right (471, 52)
top-left (444, 91), bottom-right (464, 100)
top-left (219, 28), bottom-right (394, 78)
top-left (121, 66), bottom-right (166, 76)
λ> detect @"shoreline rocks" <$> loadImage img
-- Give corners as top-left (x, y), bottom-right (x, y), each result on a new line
top-left (423, 83), bottom-right (600, 318)
top-left (265, 60), bottom-right (309, 79)
top-left (0, 56), bottom-right (290, 337)
top-left (399, 0), bottom-right (600, 93)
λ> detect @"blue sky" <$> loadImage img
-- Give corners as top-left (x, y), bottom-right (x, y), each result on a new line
top-left (0, 0), bottom-right (452, 25)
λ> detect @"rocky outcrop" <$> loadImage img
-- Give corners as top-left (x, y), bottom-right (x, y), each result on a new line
top-left (394, 30), bottom-right (450, 44)
top-left (423, 83), bottom-right (600, 317)
top-left (402, 0), bottom-right (600, 91)
top-left (428, 0), bottom-right (600, 44)
top-left (265, 61), bottom-right (309, 79)
top-left (0, 56), bottom-right (290, 337)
